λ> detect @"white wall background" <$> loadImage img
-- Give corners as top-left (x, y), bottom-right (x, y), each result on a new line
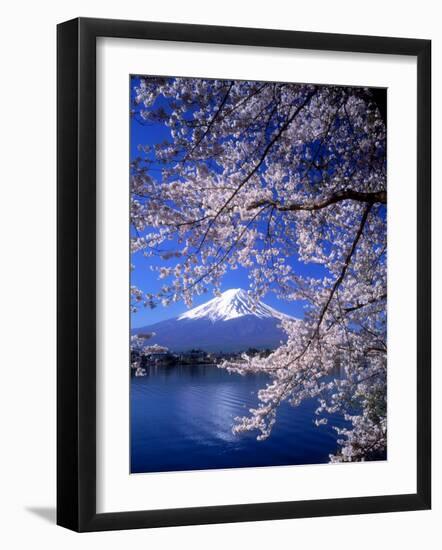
top-left (0, 1), bottom-right (439, 548)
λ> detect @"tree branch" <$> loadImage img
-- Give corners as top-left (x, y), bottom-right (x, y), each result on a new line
top-left (185, 81), bottom-right (234, 160)
top-left (314, 203), bottom-right (373, 336)
top-left (247, 188), bottom-right (386, 212)
top-left (196, 88), bottom-right (318, 252)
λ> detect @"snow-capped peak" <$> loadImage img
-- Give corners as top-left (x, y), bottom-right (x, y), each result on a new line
top-left (178, 288), bottom-right (294, 322)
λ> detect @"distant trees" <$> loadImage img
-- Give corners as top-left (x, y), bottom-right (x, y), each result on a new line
top-left (130, 334), bottom-right (168, 364)
top-left (130, 77), bottom-right (387, 462)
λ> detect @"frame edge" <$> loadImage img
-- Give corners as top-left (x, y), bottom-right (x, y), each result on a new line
top-left (416, 39), bottom-right (431, 510)
top-left (57, 17), bottom-right (81, 531)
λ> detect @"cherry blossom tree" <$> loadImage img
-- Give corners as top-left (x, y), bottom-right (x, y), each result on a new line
top-left (130, 76), bottom-right (387, 462)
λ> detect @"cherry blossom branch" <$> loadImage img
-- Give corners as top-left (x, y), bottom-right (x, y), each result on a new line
top-left (196, 88), bottom-right (318, 252)
top-left (184, 81), bottom-right (234, 160)
top-left (275, 202), bottom-right (374, 371)
top-left (246, 189), bottom-right (386, 212)
top-left (315, 203), bottom-right (373, 331)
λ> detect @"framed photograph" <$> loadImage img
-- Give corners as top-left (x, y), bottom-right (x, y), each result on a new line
top-left (57, 17), bottom-right (431, 532)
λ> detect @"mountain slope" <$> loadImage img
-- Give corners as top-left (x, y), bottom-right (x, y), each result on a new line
top-left (178, 288), bottom-right (293, 322)
top-left (132, 289), bottom-right (297, 353)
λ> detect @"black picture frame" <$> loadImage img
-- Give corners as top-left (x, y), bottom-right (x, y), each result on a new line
top-left (57, 17), bottom-right (431, 532)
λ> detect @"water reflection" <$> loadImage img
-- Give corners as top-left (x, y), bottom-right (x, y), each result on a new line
top-left (130, 364), bottom-right (347, 474)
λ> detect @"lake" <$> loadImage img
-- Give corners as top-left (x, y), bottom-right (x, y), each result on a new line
top-left (130, 363), bottom-right (347, 474)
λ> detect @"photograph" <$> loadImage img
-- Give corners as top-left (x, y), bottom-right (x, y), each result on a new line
top-left (129, 75), bottom-right (387, 474)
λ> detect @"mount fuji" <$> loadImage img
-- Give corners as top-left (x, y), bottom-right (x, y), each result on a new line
top-left (132, 288), bottom-right (297, 352)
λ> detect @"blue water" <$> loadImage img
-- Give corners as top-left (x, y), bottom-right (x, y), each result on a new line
top-left (130, 364), bottom-right (347, 474)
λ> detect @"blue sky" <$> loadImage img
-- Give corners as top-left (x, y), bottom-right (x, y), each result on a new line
top-left (130, 76), bottom-right (327, 328)
top-left (131, 247), bottom-right (325, 328)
